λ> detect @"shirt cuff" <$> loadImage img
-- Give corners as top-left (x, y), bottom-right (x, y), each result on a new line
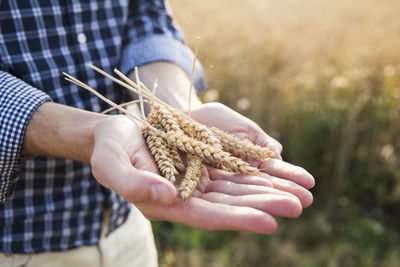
top-left (0, 71), bottom-right (52, 203)
top-left (119, 34), bottom-right (207, 91)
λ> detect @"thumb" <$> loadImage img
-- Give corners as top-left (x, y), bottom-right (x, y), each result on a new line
top-left (90, 141), bottom-right (177, 206)
top-left (130, 139), bottom-right (160, 174)
top-left (120, 167), bottom-right (177, 205)
top-left (124, 143), bottom-right (177, 205)
top-left (91, 115), bottom-right (177, 205)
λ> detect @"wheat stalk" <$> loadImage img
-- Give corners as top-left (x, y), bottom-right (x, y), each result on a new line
top-left (176, 38), bottom-right (204, 200)
top-left (101, 99), bottom-right (149, 114)
top-left (181, 43), bottom-right (205, 198)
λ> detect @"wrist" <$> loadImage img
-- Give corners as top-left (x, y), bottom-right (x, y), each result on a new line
top-left (128, 62), bottom-right (203, 112)
top-left (91, 115), bottom-right (138, 155)
top-left (22, 102), bottom-right (107, 163)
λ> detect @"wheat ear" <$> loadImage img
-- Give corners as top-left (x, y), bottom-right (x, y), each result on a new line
top-left (163, 106), bottom-right (221, 149)
top-left (147, 109), bottom-right (185, 172)
top-left (165, 131), bottom-right (259, 175)
top-left (152, 103), bottom-right (182, 132)
top-left (143, 127), bottom-right (178, 183)
top-left (210, 127), bottom-right (274, 160)
top-left (179, 155), bottom-right (203, 200)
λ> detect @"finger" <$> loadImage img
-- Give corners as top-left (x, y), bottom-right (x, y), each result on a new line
top-left (207, 168), bottom-right (273, 187)
top-left (91, 142), bottom-right (177, 205)
top-left (190, 103), bottom-right (282, 158)
top-left (259, 159), bottom-right (315, 189)
top-left (199, 192), bottom-right (302, 218)
top-left (209, 167), bottom-right (313, 207)
top-left (252, 130), bottom-right (283, 160)
top-left (261, 174), bottom-right (314, 208)
top-left (95, 115), bottom-right (160, 174)
top-left (137, 197), bottom-right (278, 234)
top-left (121, 168), bottom-right (177, 205)
top-left (205, 180), bottom-right (296, 198)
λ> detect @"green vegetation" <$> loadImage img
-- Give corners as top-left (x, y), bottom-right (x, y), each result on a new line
top-left (153, 0), bottom-right (400, 266)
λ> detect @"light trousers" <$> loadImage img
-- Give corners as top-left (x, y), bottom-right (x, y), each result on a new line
top-left (0, 205), bottom-right (158, 267)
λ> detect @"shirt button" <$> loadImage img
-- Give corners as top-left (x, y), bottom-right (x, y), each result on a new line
top-left (77, 32), bottom-right (87, 44)
top-left (116, 216), bottom-right (124, 225)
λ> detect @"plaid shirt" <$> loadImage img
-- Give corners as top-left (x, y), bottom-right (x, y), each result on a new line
top-left (0, 0), bottom-right (204, 253)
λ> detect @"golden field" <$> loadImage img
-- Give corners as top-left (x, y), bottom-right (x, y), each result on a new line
top-left (152, 0), bottom-right (400, 266)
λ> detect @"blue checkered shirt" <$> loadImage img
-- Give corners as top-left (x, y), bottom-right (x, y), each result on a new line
top-left (0, 0), bottom-right (204, 253)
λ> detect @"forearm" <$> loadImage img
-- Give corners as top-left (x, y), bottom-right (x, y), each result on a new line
top-left (130, 62), bottom-right (202, 111)
top-left (22, 102), bottom-right (107, 163)
top-left (22, 62), bottom-right (200, 163)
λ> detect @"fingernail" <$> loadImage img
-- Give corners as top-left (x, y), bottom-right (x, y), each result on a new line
top-left (150, 184), bottom-right (173, 205)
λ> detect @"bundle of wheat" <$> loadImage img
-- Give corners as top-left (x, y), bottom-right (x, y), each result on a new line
top-left (63, 56), bottom-right (274, 200)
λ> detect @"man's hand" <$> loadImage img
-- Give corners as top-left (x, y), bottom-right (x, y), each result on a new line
top-left (136, 166), bottom-right (303, 234)
top-left (90, 115), bottom-right (303, 234)
top-left (23, 63), bottom-right (313, 234)
top-left (22, 96), bottom-right (308, 234)
top-left (191, 102), bottom-right (315, 208)
top-left (125, 62), bottom-right (314, 233)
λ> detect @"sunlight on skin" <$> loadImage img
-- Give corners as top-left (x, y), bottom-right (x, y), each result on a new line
top-left (91, 114), bottom-right (305, 234)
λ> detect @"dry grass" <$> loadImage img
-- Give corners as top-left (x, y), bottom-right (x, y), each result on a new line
top-left (153, 0), bottom-right (400, 266)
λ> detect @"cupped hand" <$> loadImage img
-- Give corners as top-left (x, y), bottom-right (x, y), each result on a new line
top-left (90, 115), bottom-right (177, 205)
top-left (190, 102), bottom-right (315, 207)
top-left (89, 115), bottom-right (303, 234)
top-left (136, 165), bottom-right (303, 234)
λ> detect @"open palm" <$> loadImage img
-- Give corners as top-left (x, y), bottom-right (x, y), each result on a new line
top-left (90, 108), bottom-right (313, 234)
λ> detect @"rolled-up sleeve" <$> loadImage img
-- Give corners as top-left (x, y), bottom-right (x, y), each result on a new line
top-left (0, 71), bottom-right (52, 203)
top-left (119, 0), bottom-right (206, 91)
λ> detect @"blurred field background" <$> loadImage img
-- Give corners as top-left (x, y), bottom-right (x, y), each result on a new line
top-left (152, 0), bottom-right (400, 266)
